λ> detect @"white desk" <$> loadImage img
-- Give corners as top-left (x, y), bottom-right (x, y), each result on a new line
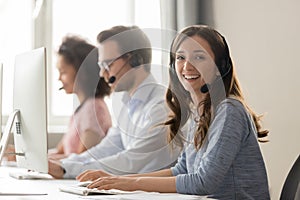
top-left (0, 166), bottom-right (212, 200)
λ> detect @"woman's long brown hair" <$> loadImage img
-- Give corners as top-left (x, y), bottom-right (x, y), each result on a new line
top-left (165, 25), bottom-right (268, 150)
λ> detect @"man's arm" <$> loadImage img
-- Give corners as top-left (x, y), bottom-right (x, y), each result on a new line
top-left (67, 103), bottom-right (180, 177)
top-left (61, 125), bottom-right (179, 178)
top-left (48, 159), bottom-right (65, 179)
top-left (48, 127), bottom-right (123, 179)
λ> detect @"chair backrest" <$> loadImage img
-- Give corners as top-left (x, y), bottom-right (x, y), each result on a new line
top-left (280, 154), bottom-right (300, 200)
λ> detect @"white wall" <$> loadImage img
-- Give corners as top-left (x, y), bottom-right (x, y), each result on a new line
top-left (213, 0), bottom-right (300, 199)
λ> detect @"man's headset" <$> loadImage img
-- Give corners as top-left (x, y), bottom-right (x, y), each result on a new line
top-left (108, 53), bottom-right (144, 84)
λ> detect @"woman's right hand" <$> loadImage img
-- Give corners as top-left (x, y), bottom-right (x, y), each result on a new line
top-left (76, 169), bottom-right (112, 182)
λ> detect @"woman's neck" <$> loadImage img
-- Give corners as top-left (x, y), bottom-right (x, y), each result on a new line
top-left (191, 89), bottom-right (206, 107)
top-left (190, 89), bottom-right (208, 116)
top-left (76, 90), bottom-right (87, 104)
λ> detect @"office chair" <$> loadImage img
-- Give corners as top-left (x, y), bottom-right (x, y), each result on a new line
top-left (280, 154), bottom-right (300, 200)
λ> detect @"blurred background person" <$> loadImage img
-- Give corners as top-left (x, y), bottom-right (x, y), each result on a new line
top-left (48, 26), bottom-right (180, 179)
top-left (48, 35), bottom-right (112, 160)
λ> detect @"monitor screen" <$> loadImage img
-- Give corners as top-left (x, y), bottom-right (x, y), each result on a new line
top-left (0, 63), bottom-right (4, 162)
top-left (12, 47), bottom-right (48, 173)
top-left (0, 63), bottom-right (2, 131)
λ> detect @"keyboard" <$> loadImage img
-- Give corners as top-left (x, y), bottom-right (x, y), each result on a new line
top-left (9, 170), bottom-right (53, 179)
top-left (59, 181), bottom-right (142, 196)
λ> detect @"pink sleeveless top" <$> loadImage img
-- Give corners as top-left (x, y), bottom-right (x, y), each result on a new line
top-left (62, 98), bottom-right (112, 155)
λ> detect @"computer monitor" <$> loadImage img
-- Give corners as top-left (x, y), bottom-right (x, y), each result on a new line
top-left (0, 63), bottom-right (2, 132)
top-left (9, 47), bottom-right (48, 173)
top-left (0, 63), bottom-right (4, 162)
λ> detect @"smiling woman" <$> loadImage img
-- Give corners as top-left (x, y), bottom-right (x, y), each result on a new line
top-left (174, 36), bottom-right (217, 97)
top-left (77, 25), bottom-right (270, 199)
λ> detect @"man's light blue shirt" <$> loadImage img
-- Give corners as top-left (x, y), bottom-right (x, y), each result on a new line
top-left (62, 74), bottom-right (180, 178)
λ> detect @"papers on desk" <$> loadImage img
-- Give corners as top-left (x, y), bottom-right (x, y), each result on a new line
top-left (77, 193), bottom-right (210, 200)
top-left (0, 192), bottom-right (47, 196)
top-left (59, 183), bottom-right (211, 199)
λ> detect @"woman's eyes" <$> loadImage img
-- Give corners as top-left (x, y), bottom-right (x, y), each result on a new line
top-left (176, 55), bottom-right (185, 60)
top-left (176, 55), bottom-right (205, 61)
top-left (59, 71), bottom-right (68, 75)
top-left (195, 55), bottom-right (205, 60)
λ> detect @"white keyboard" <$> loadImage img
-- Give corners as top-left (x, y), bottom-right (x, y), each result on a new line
top-left (59, 180), bottom-right (145, 196)
top-left (9, 170), bottom-right (53, 179)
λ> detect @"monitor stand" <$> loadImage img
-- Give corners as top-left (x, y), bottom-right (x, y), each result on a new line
top-left (0, 110), bottom-right (23, 163)
top-left (0, 110), bottom-right (53, 180)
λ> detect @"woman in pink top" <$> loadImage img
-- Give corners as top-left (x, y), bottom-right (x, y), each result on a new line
top-left (49, 35), bottom-right (112, 160)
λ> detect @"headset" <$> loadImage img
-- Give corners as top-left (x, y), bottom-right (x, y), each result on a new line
top-left (108, 53), bottom-right (144, 84)
top-left (128, 53), bottom-right (144, 68)
top-left (200, 33), bottom-right (233, 93)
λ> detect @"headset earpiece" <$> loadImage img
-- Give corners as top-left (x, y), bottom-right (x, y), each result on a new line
top-left (218, 58), bottom-right (230, 76)
top-left (129, 54), bottom-right (144, 68)
top-left (217, 33), bottom-right (232, 77)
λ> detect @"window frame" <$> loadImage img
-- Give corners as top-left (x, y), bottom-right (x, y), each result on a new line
top-left (3, 0), bottom-right (167, 133)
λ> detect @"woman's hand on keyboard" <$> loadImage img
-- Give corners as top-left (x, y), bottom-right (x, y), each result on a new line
top-left (76, 169), bottom-right (112, 182)
top-left (87, 176), bottom-right (139, 192)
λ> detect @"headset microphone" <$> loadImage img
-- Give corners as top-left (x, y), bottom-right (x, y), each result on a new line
top-left (200, 84), bottom-right (210, 93)
top-left (107, 56), bottom-right (133, 84)
top-left (199, 74), bottom-right (225, 94)
top-left (108, 76), bottom-right (116, 84)
top-left (200, 62), bottom-right (232, 94)
top-left (107, 63), bottom-right (126, 84)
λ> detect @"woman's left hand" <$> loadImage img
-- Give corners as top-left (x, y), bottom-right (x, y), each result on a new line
top-left (76, 169), bottom-right (112, 181)
top-left (87, 176), bottom-right (139, 191)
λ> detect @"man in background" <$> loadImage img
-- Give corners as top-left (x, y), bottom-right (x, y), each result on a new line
top-left (48, 25), bottom-right (180, 179)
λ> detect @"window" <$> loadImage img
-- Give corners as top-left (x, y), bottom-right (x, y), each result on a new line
top-left (0, 0), bottom-right (32, 119)
top-left (50, 0), bottom-right (162, 128)
top-left (51, 0), bottom-right (133, 119)
top-left (0, 0), bottom-right (163, 129)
